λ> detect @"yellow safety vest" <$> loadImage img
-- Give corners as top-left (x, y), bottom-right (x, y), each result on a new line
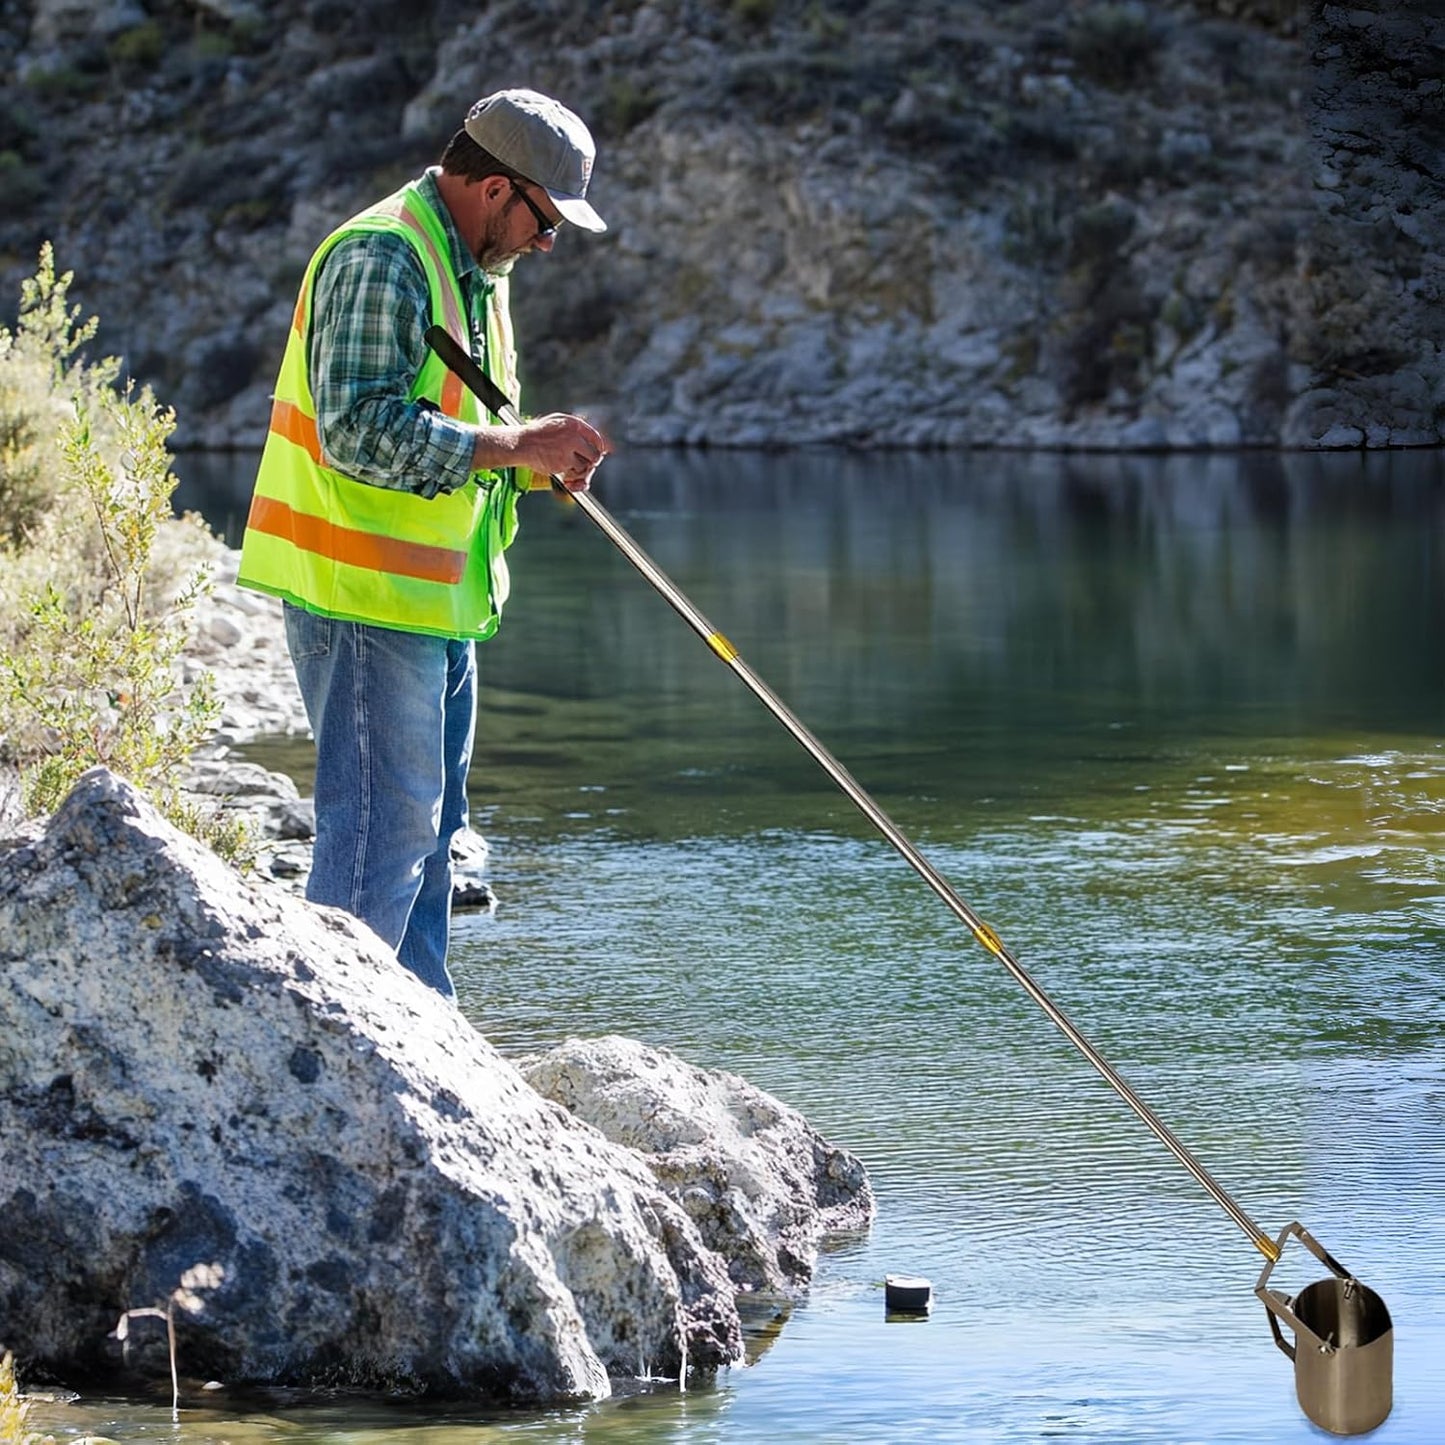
top-left (238, 179), bottom-right (525, 641)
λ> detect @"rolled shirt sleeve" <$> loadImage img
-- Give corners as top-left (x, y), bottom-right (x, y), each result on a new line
top-left (308, 233), bottom-right (478, 499)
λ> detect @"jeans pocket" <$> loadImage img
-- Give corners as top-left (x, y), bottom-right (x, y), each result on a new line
top-left (284, 604), bottom-right (332, 660)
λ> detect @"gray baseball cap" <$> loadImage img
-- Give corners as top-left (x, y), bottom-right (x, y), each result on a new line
top-left (464, 89), bottom-right (606, 234)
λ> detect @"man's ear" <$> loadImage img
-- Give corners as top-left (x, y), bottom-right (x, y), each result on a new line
top-left (474, 174), bottom-right (512, 207)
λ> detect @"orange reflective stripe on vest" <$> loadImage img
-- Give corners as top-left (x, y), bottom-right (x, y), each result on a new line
top-left (288, 207), bottom-right (463, 411)
top-left (269, 399), bottom-right (322, 463)
top-left (374, 195), bottom-right (467, 416)
top-left (245, 493), bottom-right (468, 585)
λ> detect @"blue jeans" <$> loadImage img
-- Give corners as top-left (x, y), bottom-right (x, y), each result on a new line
top-left (284, 603), bottom-right (476, 998)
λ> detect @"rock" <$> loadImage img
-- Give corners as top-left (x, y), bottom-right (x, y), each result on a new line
top-left (205, 614), bottom-right (245, 648)
top-left (0, 770), bottom-right (743, 1399)
top-left (187, 761), bottom-right (298, 802)
top-left (265, 844), bottom-right (310, 880)
top-left (1316, 423), bottom-right (1366, 449)
top-left (450, 876), bottom-right (496, 913)
top-left (448, 828), bottom-right (493, 911)
top-left (0, 765), bottom-right (23, 835)
top-left (273, 797), bottom-right (315, 841)
top-left (185, 572), bottom-right (309, 746)
top-left (1117, 415), bottom-right (1168, 450)
top-left (449, 828), bottom-right (489, 871)
top-left (522, 1036), bottom-right (875, 1295)
top-left (27, 0), bottom-right (141, 48)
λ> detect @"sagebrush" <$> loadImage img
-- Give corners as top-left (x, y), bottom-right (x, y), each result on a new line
top-left (0, 244), bottom-right (246, 859)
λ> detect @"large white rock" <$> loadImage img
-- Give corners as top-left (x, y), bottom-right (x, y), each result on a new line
top-left (0, 770), bottom-right (742, 1400)
top-left (523, 1036), bottom-right (875, 1294)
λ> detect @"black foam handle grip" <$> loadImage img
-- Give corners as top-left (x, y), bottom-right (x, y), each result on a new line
top-left (424, 325), bottom-right (517, 422)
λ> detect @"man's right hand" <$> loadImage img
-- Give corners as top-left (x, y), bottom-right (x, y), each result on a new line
top-left (519, 413), bottom-right (610, 490)
top-left (472, 414), bottom-right (609, 491)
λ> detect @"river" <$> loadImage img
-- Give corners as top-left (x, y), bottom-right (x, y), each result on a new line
top-left (41, 445), bottom-right (1445, 1442)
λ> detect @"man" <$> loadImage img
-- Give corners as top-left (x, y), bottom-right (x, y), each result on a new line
top-left (238, 88), bottom-right (608, 998)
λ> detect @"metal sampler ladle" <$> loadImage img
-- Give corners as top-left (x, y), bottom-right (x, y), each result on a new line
top-left (428, 328), bottom-right (1394, 1435)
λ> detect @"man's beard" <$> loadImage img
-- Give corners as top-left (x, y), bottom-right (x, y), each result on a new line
top-left (475, 210), bottom-right (521, 275)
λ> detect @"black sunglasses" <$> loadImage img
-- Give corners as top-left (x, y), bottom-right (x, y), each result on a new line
top-left (509, 180), bottom-right (559, 240)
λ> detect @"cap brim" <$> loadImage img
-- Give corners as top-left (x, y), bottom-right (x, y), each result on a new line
top-left (548, 191), bottom-right (606, 234)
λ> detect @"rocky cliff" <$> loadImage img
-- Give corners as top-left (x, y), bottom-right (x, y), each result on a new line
top-left (1, 0), bottom-right (1439, 450)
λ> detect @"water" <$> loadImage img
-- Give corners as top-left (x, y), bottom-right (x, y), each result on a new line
top-left (42, 447), bottom-right (1445, 1441)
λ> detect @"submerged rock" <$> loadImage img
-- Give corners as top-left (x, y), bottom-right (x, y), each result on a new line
top-left (0, 770), bottom-right (743, 1400)
top-left (523, 1036), bottom-right (875, 1294)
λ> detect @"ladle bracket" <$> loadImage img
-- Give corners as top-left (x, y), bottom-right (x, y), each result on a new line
top-left (1256, 1220), bottom-right (1352, 1357)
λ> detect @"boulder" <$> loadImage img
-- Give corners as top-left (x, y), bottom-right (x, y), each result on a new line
top-left (0, 770), bottom-right (742, 1400)
top-left (523, 1036), bottom-right (875, 1294)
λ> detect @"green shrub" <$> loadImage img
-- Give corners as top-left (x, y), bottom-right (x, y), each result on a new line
top-left (596, 75), bottom-right (663, 138)
top-left (22, 65), bottom-right (101, 101)
top-left (0, 151), bottom-right (44, 215)
top-left (1067, 4), bottom-right (1161, 89)
top-left (732, 0), bottom-right (775, 26)
top-left (0, 246), bottom-right (244, 861)
top-left (3, 393), bottom-right (218, 816)
top-left (0, 352), bottom-right (51, 546)
top-left (804, 1), bottom-right (850, 42)
top-left (193, 29), bottom-right (238, 60)
top-left (1067, 198), bottom-right (1137, 272)
top-left (1002, 187), bottom-right (1070, 267)
top-left (13, 241), bottom-right (114, 382)
top-left (0, 243), bottom-right (107, 547)
top-left (108, 18), bottom-right (166, 70)
top-left (0, 99), bottom-right (38, 154)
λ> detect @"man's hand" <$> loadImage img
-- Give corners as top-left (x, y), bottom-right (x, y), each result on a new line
top-left (472, 413), bottom-right (609, 491)
top-left (517, 413), bottom-right (610, 490)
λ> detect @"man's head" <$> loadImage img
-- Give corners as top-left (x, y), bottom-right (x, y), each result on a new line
top-left (463, 90), bottom-right (604, 234)
top-left (438, 89), bottom-right (603, 272)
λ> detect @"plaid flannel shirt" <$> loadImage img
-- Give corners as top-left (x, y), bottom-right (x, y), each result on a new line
top-left (308, 169), bottom-right (495, 500)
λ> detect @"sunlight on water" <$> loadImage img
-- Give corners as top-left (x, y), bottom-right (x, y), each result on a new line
top-left (62, 449), bottom-right (1440, 1443)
